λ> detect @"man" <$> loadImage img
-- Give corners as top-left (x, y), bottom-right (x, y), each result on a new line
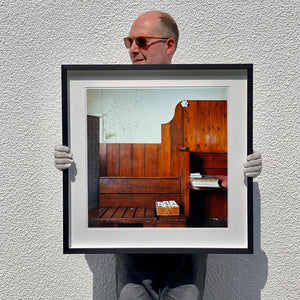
top-left (55, 11), bottom-right (262, 299)
top-left (126, 11), bottom-right (177, 65)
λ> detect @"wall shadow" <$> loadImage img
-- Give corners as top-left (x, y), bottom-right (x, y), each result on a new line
top-left (85, 254), bottom-right (116, 300)
top-left (203, 183), bottom-right (268, 299)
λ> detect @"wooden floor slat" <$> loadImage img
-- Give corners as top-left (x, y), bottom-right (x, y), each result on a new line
top-left (134, 207), bottom-right (145, 218)
top-left (113, 207), bottom-right (126, 218)
top-left (101, 208), bottom-right (117, 219)
top-left (88, 207), bottom-right (186, 227)
top-left (123, 207), bottom-right (136, 218)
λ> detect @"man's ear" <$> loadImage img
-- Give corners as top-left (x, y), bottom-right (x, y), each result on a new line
top-left (166, 38), bottom-right (176, 56)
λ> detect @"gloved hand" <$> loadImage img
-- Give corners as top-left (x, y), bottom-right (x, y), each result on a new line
top-left (243, 151), bottom-right (262, 178)
top-left (54, 145), bottom-right (73, 171)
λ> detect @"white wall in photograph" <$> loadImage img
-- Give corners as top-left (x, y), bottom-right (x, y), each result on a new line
top-left (87, 88), bottom-right (227, 143)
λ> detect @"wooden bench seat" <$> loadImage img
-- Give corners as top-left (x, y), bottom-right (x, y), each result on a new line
top-left (89, 207), bottom-right (186, 227)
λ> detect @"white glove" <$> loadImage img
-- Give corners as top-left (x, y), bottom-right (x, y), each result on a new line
top-left (54, 145), bottom-right (73, 171)
top-left (243, 151), bottom-right (262, 178)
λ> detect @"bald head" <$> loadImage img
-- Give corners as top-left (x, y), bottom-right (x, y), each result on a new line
top-left (132, 11), bottom-right (179, 50)
top-left (127, 11), bottom-right (179, 64)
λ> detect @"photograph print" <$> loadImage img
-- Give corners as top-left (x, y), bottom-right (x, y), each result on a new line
top-left (86, 88), bottom-right (228, 228)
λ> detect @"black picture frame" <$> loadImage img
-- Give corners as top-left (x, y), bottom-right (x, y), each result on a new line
top-left (62, 64), bottom-right (253, 254)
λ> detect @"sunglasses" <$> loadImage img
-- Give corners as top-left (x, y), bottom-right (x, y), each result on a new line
top-left (123, 36), bottom-right (169, 49)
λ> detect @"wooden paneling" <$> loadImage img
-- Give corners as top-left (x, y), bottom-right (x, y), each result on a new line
top-left (180, 149), bottom-right (190, 217)
top-left (100, 177), bottom-right (181, 194)
top-left (99, 100), bottom-right (227, 177)
top-left (106, 144), bottom-right (120, 176)
top-left (158, 122), bottom-right (171, 177)
top-left (119, 144), bottom-right (132, 176)
top-left (184, 100), bottom-right (198, 150)
top-left (170, 103), bottom-right (184, 176)
top-left (197, 101), bottom-right (211, 152)
top-left (186, 100), bottom-right (227, 152)
top-left (99, 143), bottom-right (107, 177)
top-left (144, 144), bottom-right (159, 177)
top-left (132, 144), bottom-right (144, 177)
top-left (99, 194), bottom-right (181, 208)
top-left (210, 101), bottom-right (226, 152)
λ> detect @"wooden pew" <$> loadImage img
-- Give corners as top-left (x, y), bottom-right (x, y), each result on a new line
top-left (89, 177), bottom-right (187, 227)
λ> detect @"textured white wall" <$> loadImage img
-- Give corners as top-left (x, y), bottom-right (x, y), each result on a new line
top-left (1, 1), bottom-right (299, 299)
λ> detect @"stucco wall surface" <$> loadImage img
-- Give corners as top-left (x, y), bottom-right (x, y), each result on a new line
top-left (1, 1), bottom-right (299, 299)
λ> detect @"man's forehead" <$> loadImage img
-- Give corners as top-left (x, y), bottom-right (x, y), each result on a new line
top-left (129, 14), bottom-right (161, 36)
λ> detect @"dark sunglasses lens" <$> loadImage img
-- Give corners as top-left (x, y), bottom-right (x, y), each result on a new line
top-left (124, 37), bottom-right (132, 48)
top-left (136, 37), bottom-right (147, 47)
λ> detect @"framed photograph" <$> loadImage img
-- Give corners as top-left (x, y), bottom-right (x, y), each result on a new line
top-left (62, 64), bottom-right (253, 254)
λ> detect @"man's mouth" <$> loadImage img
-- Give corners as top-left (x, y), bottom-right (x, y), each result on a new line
top-left (133, 58), bottom-right (145, 64)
